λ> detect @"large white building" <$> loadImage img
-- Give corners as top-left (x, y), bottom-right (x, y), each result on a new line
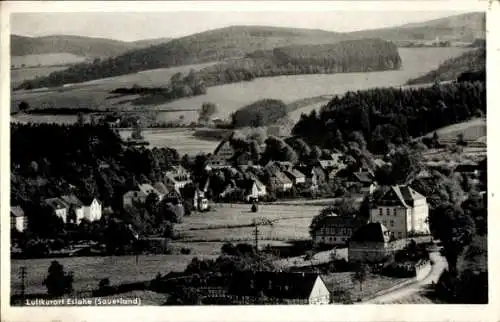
top-left (369, 185), bottom-right (430, 239)
top-left (83, 198), bottom-right (102, 222)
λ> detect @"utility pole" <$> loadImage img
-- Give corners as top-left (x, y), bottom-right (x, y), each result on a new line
top-left (254, 224), bottom-right (259, 250)
top-left (19, 266), bottom-right (27, 298)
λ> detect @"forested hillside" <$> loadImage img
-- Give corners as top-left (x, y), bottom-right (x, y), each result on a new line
top-left (198, 39), bottom-right (401, 84)
top-left (16, 38), bottom-right (401, 90)
top-left (14, 26), bottom-right (344, 89)
top-left (11, 34), bottom-right (171, 58)
top-left (345, 12), bottom-right (485, 42)
top-left (406, 48), bottom-right (485, 84)
top-left (292, 81), bottom-right (486, 154)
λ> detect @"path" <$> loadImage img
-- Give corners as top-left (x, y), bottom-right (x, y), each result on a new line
top-left (363, 251), bottom-right (447, 304)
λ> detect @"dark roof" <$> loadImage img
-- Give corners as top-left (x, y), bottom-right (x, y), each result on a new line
top-left (60, 194), bottom-right (84, 207)
top-left (227, 271), bottom-right (323, 300)
top-left (352, 172), bottom-right (373, 185)
top-left (350, 223), bottom-right (390, 243)
top-left (44, 197), bottom-right (68, 210)
top-left (454, 163), bottom-right (479, 173)
top-left (235, 179), bottom-right (256, 192)
top-left (377, 185), bottom-right (425, 207)
top-left (213, 132), bottom-right (236, 156)
top-left (11, 206), bottom-right (25, 217)
top-left (284, 169), bottom-right (305, 180)
top-left (316, 215), bottom-right (367, 230)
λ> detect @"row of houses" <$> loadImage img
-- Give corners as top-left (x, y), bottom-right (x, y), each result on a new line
top-left (11, 195), bottom-right (102, 232)
top-left (312, 185), bottom-right (430, 251)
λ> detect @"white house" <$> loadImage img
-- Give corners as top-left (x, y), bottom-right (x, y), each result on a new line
top-left (44, 197), bottom-right (69, 223)
top-left (369, 185), bottom-right (430, 239)
top-left (60, 194), bottom-right (85, 224)
top-left (11, 206), bottom-right (28, 232)
top-left (83, 198), bottom-right (102, 222)
top-left (227, 272), bottom-right (331, 304)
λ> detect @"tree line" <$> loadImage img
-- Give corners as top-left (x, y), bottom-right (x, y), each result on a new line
top-left (16, 38), bottom-right (401, 91)
top-left (292, 81), bottom-right (486, 155)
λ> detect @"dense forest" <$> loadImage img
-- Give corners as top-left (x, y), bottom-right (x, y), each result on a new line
top-left (15, 38), bottom-right (401, 90)
top-left (231, 99), bottom-right (288, 128)
top-left (292, 81), bottom-right (486, 154)
top-left (406, 48), bottom-right (485, 85)
top-left (195, 39), bottom-right (401, 86)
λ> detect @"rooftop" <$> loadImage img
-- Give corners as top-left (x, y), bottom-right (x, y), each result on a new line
top-left (228, 271), bottom-right (324, 300)
top-left (351, 222), bottom-right (391, 243)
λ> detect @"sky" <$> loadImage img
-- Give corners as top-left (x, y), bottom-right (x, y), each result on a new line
top-left (11, 10), bottom-right (469, 42)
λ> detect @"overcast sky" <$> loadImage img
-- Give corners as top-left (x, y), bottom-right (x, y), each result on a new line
top-left (11, 10), bottom-right (469, 42)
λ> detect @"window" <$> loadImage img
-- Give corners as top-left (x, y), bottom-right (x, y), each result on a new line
top-left (379, 208), bottom-right (383, 216)
top-left (390, 220), bottom-right (394, 227)
top-left (393, 208), bottom-right (397, 216)
top-left (333, 237), bottom-right (337, 241)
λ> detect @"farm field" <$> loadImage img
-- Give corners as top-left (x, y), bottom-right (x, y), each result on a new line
top-left (424, 117), bottom-right (486, 142)
top-left (11, 48), bottom-right (469, 122)
top-left (118, 128), bottom-right (219, 155)
top-left (11, 65), bottom-right (69, 88)
top-left (11, 254), bottom-right (216, 295)
top-left (175, 204), bottom-right (320, 245)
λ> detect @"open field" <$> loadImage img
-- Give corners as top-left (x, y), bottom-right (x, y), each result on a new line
top-left (176, 203), bottom-right (321, 242)
top-left (12, 48), bottom-right (469, 122)
top-left (118, 128), bottom-right (219, 155)
top-left (11, 66), bottom-right (69, 88)
top-left (11, 53), bottom-right (86, 69)
top-left (11, 254), bottom-right (216, 295)
top-left (424, 118), bottom-right (486, 142)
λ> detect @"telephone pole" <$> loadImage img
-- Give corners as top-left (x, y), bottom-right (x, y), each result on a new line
top-left (254, 224), bottom-right (259, 250)
top-left (19, 266), bottom-right (27, 298)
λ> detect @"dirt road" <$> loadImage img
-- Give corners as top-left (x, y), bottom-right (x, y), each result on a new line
top-left (363, 251), bottom-right (447, 304)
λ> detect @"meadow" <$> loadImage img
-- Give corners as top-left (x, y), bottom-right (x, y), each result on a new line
top-left (11, 254), bottom-right (217, 295)
top-left (118, 128), bottom-right (219, 155)
top-left (11, 65), bottom-right (69, 88)
top-left (424, 117), bottom-right (486, 142)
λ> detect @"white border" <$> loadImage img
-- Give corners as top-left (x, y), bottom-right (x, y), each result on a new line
top-left (1, 1), bottom-right (498, 322)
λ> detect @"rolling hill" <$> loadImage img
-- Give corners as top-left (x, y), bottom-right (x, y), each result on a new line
top-left (14, 12), bottom-right (485, 89)
top-left (406, 47), bottom-right (485, 84)
top-left (11, 35), bottom-right (172, 61)
top-left (345, 12), bottom-right (485, 42)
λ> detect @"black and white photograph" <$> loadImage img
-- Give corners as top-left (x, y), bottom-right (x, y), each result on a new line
top-left (1, 0), bottom-right (493, 317)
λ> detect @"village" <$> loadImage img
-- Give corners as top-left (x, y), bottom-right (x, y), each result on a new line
top-left (10, 126), bottom-right (487, 304)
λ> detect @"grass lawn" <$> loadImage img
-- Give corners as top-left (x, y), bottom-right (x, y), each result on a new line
top-left (424, 118), bottom-right (486, 142)
top-left (11, 254), bottom-right (216, 295)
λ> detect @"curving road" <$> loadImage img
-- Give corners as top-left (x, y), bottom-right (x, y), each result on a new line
top-left (363, 251), bottom-right (447, 304)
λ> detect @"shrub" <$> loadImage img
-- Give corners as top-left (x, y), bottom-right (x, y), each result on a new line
top-left (180, 247), bottom-right (191, 255)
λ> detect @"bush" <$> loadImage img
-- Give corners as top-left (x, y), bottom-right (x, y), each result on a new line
top-left (251, 203), bottom-right (258, 212)
top-left (180, 247), bottom-right (191, 255)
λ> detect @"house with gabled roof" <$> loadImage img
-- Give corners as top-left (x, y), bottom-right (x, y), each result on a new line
top-left (369, 185), bottom-right (430, 240)
top-left (44, 197), bottom-right (69, 223)
top-left (268, 169), bottom-right (293, 192)
top-left (312, 213), bottom-right (368, 246)
top-left (349, 222), bottom-right (394, 263)
top-left (206, 132), bottom-right (237, 168)
top-left (226, 271), bottom-right (330, 304)
top-left (61, 194), bottom-right (85, 224)
top-left (11, 206), bottom-right (28, 232)
top-left (284, 168), bottom-right (306, 185)
top-left (81, 197), bottom-right (102, 222)
top-left (123, 184), bottom-right (163, 208)
top-left (346, 172), bottom-right (377, 195)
